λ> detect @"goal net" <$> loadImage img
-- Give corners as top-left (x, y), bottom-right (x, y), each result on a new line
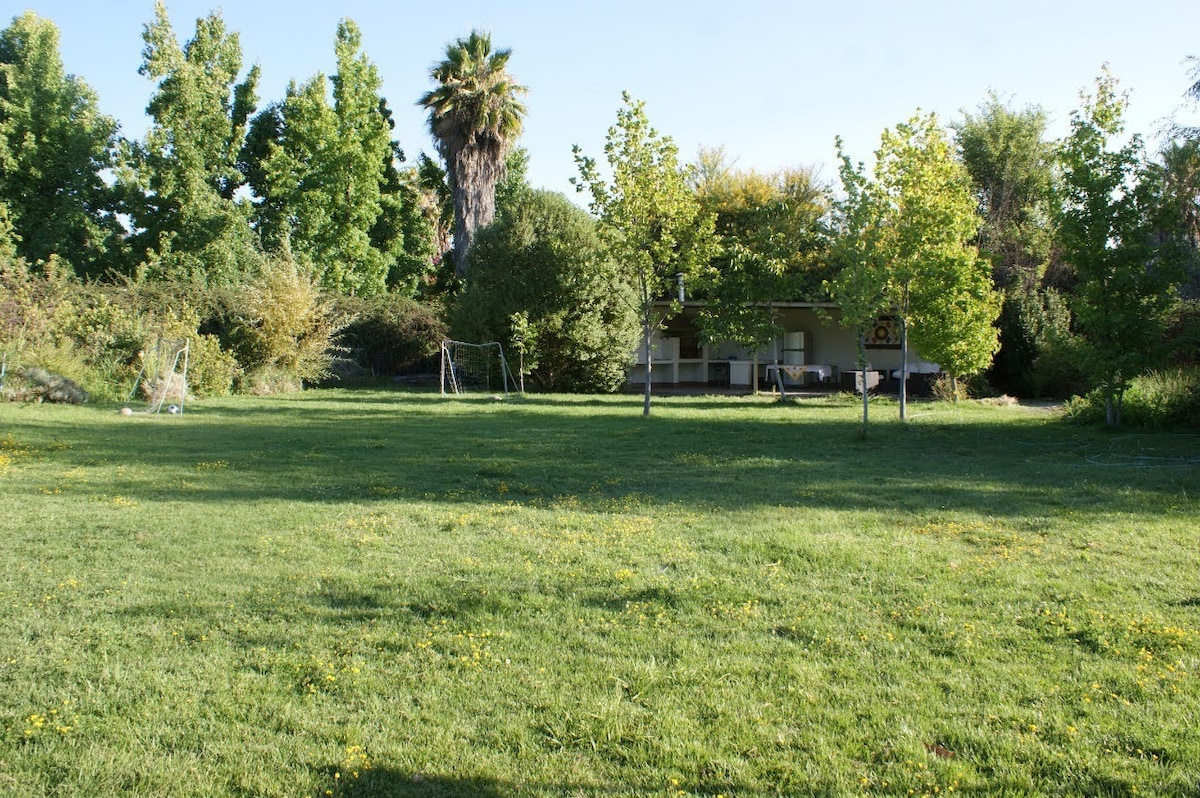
top-left (125, 336), bottom-right (190, 415)
top-left (440, 340), bottom-right (518, 397)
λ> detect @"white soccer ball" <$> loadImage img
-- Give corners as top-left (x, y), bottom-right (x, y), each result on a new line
top-left (168, 404), bottom-right (180, 414)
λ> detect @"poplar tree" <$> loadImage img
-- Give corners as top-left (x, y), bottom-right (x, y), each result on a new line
top-left (0, 12), bottom-right (123, 276)
top-left (125, 1), bottom-right (260, 284)
top-left (246, 20), bottom-right (430, 296)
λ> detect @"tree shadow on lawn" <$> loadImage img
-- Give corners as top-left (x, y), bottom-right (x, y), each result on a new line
top-left (320, 765), bottom-right (1036, 797)
top-left (10, 395), bottom-right (1198, 519)
top-left (320, 766), bottom-right (802, 798)
top-left (323, 769), bottom-right (508, 797)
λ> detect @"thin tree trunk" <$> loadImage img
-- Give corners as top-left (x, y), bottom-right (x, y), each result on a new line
top-left (862, 372), bottom-right (869, 431)
top-left (899, 316), bottom-right (908, 422)
top-left (642, 320), bottom-right (653, 417)
top-left (856, 332), bottom-right (869, 433)
top-left (641, 272), bottom-right (653, 417)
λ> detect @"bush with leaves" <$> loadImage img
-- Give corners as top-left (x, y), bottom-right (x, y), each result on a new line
top-left (54, 292), bottom-right (145, 400)
top-left (989, 285), bottom-right (1073, 397)
top-left (0, 256), bottom-right (116, 398)
top-left (1166, 299), bottom-right (1200, 366)
top-left (454, 189), bottom-right (638, 393)
top-left (1065, 367), bottom-right (1200, 429)
top-left (1, 255), bottom-right (71, 359)
top-left (1029, 334), bottom-right (1091, 401)
top-left (335, 294), bottom-right (446, 380)
top-left (218, 257), bottom-right (351, 393)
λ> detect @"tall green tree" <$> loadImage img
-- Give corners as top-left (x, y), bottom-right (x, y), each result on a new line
top-left (693, 150), bottom-right (830, 383)
top-left (954, 95), bottom-right (1063, 397)
top-left (954, 95), bottom-right (1058, 290)
top-left (826, 139), bottom-right (891, 429)
top-left (454, 189), bottom-right (638, 392)
top-left (573, 92), bottom-right (717, 416)
top-left (418, 30), bottom-right (527, 277)
top-left (877, 114), bottom-right (1000, 415)
top-left (1058, 70), bottom-right (1183, 426)
top-left (124, 1), bottom-right (260, 284)
top-left (0, 12), bottom-right (123, 277)
top-left (828, 114), bottom-right (999, 421)
top-left (244, 20), bottom-right (425, 296)
top-left (372, 99), bottom-right (438, 295)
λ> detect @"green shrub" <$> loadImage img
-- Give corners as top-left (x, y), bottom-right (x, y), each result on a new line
top-left (1, 262), bottom-right (247, 402)
top-left (183, 334), bottom-right (240, 397)
top-left (0, 261), bottom-right (131, 400)
top-left (0, 256), bottom-right (74, 360)
top-left (454, 189), bottom-right (638, 393)
top-left (1029, 334), bottom-right (1090, 400)
top-left (1166, 298), bottom-right (1200, 366)
top-left (220, 258), bottom-right (351, 393)
top-left (990, 287), bottom-right (1072, 397)
top-left (55, 292), bottom-right (146, 396)
top-left (1064, 367), bottom-right (1200, 428)
top-left (335, 294), bottom-right (446, 379)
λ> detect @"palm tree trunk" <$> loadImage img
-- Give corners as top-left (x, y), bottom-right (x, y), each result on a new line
top-left (449, 148), bottom-right (502, 277)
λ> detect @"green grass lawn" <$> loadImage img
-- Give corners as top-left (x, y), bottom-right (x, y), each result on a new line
top-left (1, 390), bottom-right (1198, 797)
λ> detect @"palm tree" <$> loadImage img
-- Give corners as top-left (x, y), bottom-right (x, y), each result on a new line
top-left (1157, 139), bottom-right (1200, 298)
top-left (418, 30), bottom-right (526, 277)
top-left (1160, 140), bottom-right (1200, 248)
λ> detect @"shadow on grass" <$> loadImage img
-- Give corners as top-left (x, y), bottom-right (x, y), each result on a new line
top-left (322, 767), bottom-right (1038, 797)
top-left (7, 390), bottom-right (1198, 519)
top-left (322, 767), bottom-right (785, 797)
top-left (316, 768), bottom-right (503, 797)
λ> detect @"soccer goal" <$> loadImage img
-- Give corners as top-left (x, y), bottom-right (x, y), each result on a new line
top-left (440, 340), bottom-right (519, 397)
top-left (125, 336), bottom-right (190, 415)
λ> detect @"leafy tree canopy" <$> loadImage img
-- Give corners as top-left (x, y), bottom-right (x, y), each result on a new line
top-left (953, 94), bottom-right (1059, 291)
top-left (0, 12), bottom-right (124, 277)
top-left (1058, 68), bottom-right (1185, 425)
top-left (573, 92), bottom-right (717, 415)
top-left (692, 147), bottom-right (831, 355)
top-left (123, 1), bottom-right (261, 285)
top-left (455, 188), bottom-right (638, 392)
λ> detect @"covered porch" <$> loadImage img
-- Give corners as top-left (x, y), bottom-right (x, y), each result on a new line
top-left (625, 302), bottom-right (942, 397)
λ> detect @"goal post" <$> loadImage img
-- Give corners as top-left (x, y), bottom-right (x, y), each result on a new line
top-left (440, 340), bottom-right (519, 397)
top-left (125, 336), bottom-right (190, 415)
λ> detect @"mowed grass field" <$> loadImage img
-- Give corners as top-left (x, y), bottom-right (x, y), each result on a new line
top-left (1, 390), bottom-right (1198, 797)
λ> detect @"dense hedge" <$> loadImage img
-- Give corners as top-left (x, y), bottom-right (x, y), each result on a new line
top-left (1, 254), bottom-right (442, 402)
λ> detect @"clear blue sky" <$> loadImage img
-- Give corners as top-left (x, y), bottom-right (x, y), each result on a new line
top-left (16, 1), bottom-right (1200, 198)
